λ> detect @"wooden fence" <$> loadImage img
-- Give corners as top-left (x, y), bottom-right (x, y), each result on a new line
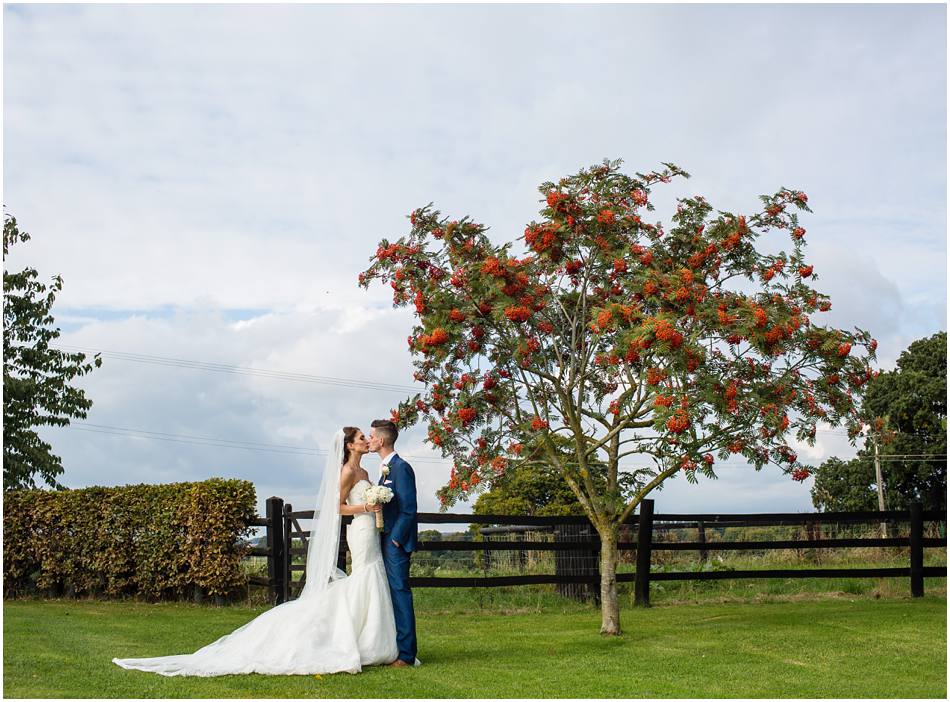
top-left (244, 498), bottom-right (947, 606)
top-left (243, 497), bottom-right (285, 594)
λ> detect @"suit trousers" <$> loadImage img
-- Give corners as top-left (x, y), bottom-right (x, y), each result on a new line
top-left (381, 536), bottom-right (416, 664)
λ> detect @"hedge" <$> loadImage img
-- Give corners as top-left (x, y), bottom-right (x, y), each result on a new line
top-left (3, 478), bottom-right (257, 600)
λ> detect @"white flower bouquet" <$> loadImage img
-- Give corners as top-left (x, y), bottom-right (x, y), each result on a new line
top-left (363, 485), bottom-right (394, 530)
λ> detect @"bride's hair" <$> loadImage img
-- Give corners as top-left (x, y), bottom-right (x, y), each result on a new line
top-left (341, 426), bottom-right (360, 464)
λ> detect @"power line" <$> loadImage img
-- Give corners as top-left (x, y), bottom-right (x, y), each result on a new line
top-left (69, 425), bottom-right (317, 457)
top-left (78, 423), bottom-right (316, 451)
top-left (818, 429), bottom-right (944, 439)
top-left (63, 422), bottom-right (946, 472)
top-left (66, 421), bottom-right (451, 464)
top-left (43, 346), bottom-right (947, 445)
top-left (811, 455), bottom-right (947, 461)
top-left (50, 344), bottom-right (419, 394)
top-left (43, 346), bottom-right (947, 468)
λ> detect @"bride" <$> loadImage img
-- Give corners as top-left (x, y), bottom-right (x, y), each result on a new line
top-left (113, 427), bottom-right (399, 675)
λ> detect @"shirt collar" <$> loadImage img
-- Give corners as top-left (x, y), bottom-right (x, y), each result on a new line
top-left (381, 452), bottom-right (398, 467)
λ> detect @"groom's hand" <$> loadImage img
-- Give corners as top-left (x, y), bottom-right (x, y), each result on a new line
top-left (391, 539), bottom-right (400, 548)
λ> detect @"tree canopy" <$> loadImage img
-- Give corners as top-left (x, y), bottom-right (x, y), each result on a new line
top-left (3, 214), bottom-right (102, 490)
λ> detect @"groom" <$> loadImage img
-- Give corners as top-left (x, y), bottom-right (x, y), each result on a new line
top-left (369, 418), bottom-right (418, 668)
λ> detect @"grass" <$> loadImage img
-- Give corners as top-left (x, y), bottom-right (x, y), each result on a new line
top-left (4, 590), bottom-right (946, 698)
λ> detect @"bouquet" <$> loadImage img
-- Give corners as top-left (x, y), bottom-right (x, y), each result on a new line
top-left (363, 485), bottom-right (394, 531)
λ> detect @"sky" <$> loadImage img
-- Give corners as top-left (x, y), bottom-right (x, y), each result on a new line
top-left (3, 3), bottom-right (947, 525)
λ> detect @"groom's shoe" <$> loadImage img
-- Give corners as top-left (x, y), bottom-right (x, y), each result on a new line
top-left (389, 659), bottom-right (411, 668)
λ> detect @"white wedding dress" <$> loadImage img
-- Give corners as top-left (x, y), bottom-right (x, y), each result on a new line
top-left (113, 468), bottom-right (399, 676)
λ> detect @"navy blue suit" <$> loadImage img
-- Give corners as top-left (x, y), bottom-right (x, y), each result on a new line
top-left (379, 453), bottom-right (417, 663)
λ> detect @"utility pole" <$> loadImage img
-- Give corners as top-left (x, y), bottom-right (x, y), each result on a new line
top-left (872, 432), bottom-right (887, 538)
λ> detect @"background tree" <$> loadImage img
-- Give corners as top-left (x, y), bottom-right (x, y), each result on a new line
top-left (811, 332), bottom-right (946, 512)
top-left (473, 436), bottom-right (630, 517)
top-left (3, 214), bottom-right (102, 490)
top-left (473, 461), bottom-right (586, 518)
top-left (360, 159), bottom-right (876, 635)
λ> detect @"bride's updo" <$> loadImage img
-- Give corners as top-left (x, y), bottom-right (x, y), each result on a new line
top-left (341, 426), bottom-right (360, 464)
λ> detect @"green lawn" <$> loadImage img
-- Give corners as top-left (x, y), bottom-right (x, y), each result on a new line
top-left (4, 591), bottom-right (945, 698)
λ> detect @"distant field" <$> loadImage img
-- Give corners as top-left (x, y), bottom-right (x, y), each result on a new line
top-left (4, 594), bottom-right (945, 698)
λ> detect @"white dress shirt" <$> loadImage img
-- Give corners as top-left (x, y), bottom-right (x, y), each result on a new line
top-left (380, 451), bottom-right (398, 479)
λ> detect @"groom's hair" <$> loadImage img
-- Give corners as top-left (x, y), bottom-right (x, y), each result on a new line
top-left (371, 419), bottom-right (398, 448)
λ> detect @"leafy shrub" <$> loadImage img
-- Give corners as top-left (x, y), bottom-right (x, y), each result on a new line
top-left (4, 479), bottom-right (256, 600)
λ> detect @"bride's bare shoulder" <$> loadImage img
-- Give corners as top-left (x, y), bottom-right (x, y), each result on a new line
top-left (339, 464), bottom-right (357, 491)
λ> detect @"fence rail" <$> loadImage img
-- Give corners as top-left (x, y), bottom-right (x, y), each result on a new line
top-left (244, 497), bottom-right (947, 606)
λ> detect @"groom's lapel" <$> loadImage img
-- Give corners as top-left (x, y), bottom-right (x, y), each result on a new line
top-left (381, 455), bottom-right (398, 487)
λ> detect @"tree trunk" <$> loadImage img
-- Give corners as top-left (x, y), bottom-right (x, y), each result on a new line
top-left (598, 527), bottom-right (621, 635)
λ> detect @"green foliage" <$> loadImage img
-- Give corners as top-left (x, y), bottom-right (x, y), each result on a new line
top-left (473, 461), bottom-right (588, 517)
top-left (3, 479), bottom-right (257, 599)
top-left (812, 332), bottom-right (947, 511)
top-left (472, 433), bottom-right (642, 517)
top-left (3, 214), bottom-right (102, 490)
top-left (810, 457), bottom-right (878, 511)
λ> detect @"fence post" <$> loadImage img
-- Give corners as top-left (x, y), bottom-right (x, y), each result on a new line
top-left (697, 520), bottom-right (708, 564)
top-left (909, 502), bottom-right (924, 597)
top-left (265, 496), bottom-right (285, 605)
top-left (282, 503), bottom-right (293, 602)
top-left (634, 499), bottom-right (655, 607)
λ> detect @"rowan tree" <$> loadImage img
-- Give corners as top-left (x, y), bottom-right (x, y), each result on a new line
top-left (359, 159), bottom-right (876, 634)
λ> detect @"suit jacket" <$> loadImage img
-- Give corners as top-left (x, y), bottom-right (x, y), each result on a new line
top-left (379, 453), bottom-right (418, 553)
